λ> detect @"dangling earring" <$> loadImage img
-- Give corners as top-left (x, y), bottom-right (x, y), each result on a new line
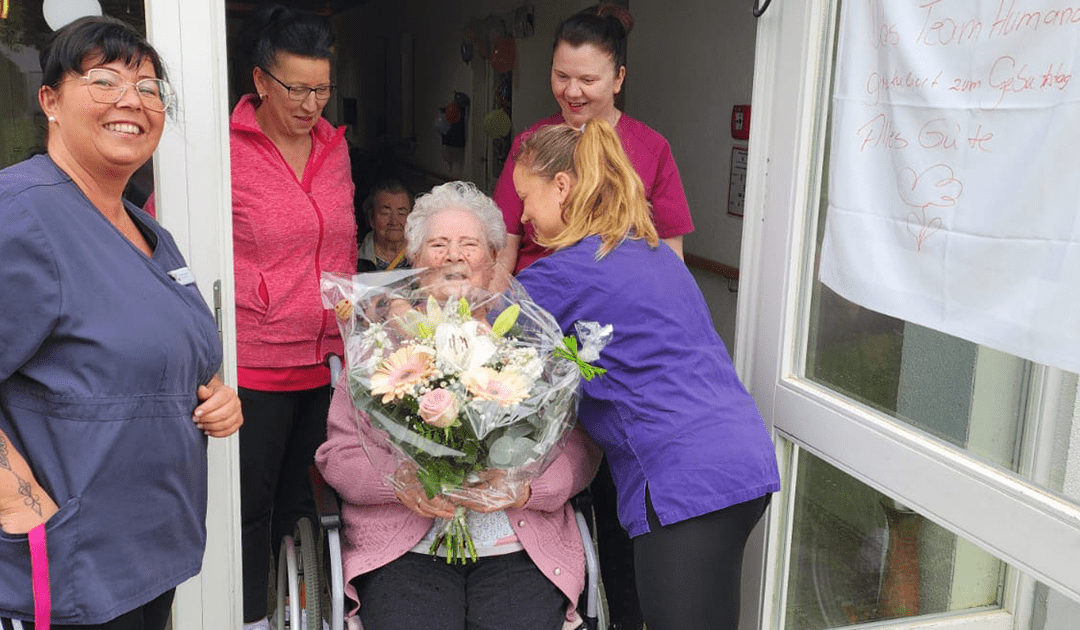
top-left (258, 93), bottom-right (266, 101)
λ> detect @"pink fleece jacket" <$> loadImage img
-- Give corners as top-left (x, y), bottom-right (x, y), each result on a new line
top-left (230, 94), bottom-right (357, 372)
top-left (315, 371), bottom-right (602, 617)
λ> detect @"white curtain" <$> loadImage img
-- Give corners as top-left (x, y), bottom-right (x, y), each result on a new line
top-left (821, 0), bottom-right (1080, 374)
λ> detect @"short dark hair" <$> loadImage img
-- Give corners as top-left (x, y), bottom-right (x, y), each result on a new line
top-left (363, 179), bottom-right (413, 223)
top-left (553, 4), bottom-right (634, 71)
top-left (241, 4), bottom-right (335, 72)
top-left (40, 15), bottom-right (167, 89)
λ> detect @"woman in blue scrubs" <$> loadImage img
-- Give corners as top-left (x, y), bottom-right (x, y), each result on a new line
top-left (0, 16), bottom-right (242, 629)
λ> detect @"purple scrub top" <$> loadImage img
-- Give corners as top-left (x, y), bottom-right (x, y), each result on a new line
top-left (518, 236), bottom-right (780, 537)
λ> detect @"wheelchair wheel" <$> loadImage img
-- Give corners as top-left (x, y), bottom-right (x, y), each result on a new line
top-left (278, 518), bottom-right (322, 630)
top-left (295, 517), bottom-right (322, 630)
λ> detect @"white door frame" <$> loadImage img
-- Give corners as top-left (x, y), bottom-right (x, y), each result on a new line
top-left (740, 0), bottom-right (1080, 627)
top-left (146, 0), bottom-right (242, 626)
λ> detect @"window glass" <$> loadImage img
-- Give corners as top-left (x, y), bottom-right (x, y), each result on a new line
top-left (800, 0), bottom-right (1078, 500)
top-left (785, 449), bottom-right (1003, 629)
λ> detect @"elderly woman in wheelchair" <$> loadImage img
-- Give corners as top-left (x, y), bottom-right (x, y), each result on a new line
top-left (315, 181), bottom-right (603, 630)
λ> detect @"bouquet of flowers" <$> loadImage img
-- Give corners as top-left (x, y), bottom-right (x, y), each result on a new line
top-left (321, 265), bottom-right (605, 562)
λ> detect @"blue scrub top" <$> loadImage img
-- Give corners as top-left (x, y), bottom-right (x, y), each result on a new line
top-left (518, 236), bottom-right (780, 537)
top-left (0, 156), bottom-right (221, 623)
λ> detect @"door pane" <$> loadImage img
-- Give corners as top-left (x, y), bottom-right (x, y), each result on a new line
top-left (785, 449), bottom-right (1003, 629)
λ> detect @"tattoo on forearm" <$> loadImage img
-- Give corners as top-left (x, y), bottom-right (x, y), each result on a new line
top-left (0, 436), bottom-right (10, 471)
top-left (17, 478), bottom-right (44, 517)
top-left (2, 436), bottom-right (44, 517)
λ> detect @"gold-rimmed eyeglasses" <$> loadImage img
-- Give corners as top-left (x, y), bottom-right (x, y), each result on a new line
top-left (260, 67), bottom-right (336, 101)
top-left (78, 68), bottom-right (174, 113)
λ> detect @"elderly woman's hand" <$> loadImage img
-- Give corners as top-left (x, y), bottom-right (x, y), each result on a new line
top-left (449, 469), bottom-right (531, 513)
top-left (194, 375), bottom-right (244, 437)
top-left (392, 462), bottom-right (457, 519)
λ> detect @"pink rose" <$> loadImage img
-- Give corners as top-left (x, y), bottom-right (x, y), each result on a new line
top-left (419, 388), bottom-right (458, 428)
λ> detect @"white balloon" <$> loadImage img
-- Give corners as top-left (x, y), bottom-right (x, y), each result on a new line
top-left (43, 0), bottom-right (103, 31)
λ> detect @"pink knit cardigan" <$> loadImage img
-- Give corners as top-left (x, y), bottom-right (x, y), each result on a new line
top-left (315, 371), bottom-right (602, 617)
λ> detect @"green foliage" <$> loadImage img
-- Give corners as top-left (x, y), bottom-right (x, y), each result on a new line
top-left (555, 336), bottom-right (607, 381)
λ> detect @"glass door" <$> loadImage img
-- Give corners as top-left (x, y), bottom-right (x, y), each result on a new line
top-left (741, 1), bottom-right (1080, 628)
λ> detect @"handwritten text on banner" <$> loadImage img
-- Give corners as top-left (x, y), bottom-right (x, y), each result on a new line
top-left (820, 0), bottom-right (1080, 373)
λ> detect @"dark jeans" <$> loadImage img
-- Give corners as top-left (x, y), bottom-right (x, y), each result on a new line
top-left (2, 589), bottom-right (174, 630)
top-left (633, 491), bottom-right (770, 630)
top-left (239, 386), bottom-right (331, 622)
top-left (354, 551), bottom-right (567, 630)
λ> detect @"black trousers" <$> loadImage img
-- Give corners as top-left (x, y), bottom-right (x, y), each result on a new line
top-left (590, 458), bottom-right (643, 630)
top-left (2, 589), bottom-right (174, 630)
top-left (633, 491), bottom-right (770, 630)
top-left (353, 551), bottom-right (568, 630)
top-left (239, 386), bottom-right (331, 622)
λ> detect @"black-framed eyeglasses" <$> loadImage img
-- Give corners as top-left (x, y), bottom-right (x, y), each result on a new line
top-left (260, 67), bottom-right (335, 101)
top-left (78, 68), bottom-right (175, 113)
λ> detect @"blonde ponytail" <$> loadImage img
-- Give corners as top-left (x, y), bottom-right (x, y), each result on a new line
top-left (516, 119), bottom-right (657, 259)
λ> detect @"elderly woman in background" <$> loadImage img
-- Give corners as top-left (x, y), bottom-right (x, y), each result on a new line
top-left (358, 178), bottom-right (413, 271)
top-left (316, 181), bottom-right (602, 630)
top-left (0, 16), bottom-right (242, 629)
top-left (230, 5), bottom-right (357, 629)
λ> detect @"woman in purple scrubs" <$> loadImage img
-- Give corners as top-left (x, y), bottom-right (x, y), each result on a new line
top-left (512, 120), bottom-right (780, 630)
top-left (0, 16), bottom-right (241, 629)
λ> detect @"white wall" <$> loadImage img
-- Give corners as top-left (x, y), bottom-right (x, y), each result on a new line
top-left (628, 0), bottom-right (758, 347)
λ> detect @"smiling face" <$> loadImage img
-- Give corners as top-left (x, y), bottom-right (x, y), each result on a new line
top-left (550, 41), bottom-right (625, 129)
top-left (39, 55), bottom-right (165, 179)
top-left (372, 191), bottom-right (412, 248)
top-left (416, 207), bottom-right (495, 293)
top-left (253, 52), bottom-right (332, 140)
top-left (513, 163), bottom-right (571, 242)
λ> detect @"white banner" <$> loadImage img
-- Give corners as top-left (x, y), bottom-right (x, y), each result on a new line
top-left (821, 0), bottom-right (1080, 374)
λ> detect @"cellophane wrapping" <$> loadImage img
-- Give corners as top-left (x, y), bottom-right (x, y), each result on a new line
top-left (321, 264), bottom-right (582, 543)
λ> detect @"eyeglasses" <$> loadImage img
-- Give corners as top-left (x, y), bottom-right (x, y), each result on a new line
top-left (78, 68), bottom-right (174, 113)
top-left (260, 68), bottom-right (335, 101)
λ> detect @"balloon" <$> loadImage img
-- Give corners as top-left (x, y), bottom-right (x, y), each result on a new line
top-left (490, 37), bottom-right (516, 73)
top-left (445, 102), bottom-right (461, 125)
top-left (483, 109), bottom-right (511, 138)
top-left (434, 112), bottom-right (451, 136)
top-left (43, 0), bottom-right (102, 30)
top-left (460, 41), bottom-right (473, 64)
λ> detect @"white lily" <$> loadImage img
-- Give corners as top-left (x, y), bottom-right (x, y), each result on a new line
top-left (434, 320), bottom-right (496, 374)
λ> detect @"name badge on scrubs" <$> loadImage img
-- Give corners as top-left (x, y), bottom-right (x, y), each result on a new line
top-left (168, 267), bottom-right (196, 285)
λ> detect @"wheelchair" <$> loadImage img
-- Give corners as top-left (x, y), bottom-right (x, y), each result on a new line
top-left (277, 353), bottom-right (607, 629)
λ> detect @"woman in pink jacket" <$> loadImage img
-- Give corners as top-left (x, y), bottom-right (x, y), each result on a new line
top-left (316, 182), bottom-right (601, 630)
top-left (231, 6), bottom-right (357, 629)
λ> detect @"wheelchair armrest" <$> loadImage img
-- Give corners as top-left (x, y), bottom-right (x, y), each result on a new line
top-left (309, 465), bottom-right (342, 531)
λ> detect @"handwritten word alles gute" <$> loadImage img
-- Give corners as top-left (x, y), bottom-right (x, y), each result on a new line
top-left (857, 113), bottom-right (994, 153)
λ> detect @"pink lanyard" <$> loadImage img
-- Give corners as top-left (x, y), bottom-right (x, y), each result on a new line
top-left (29, 523), bottom-right (50, 630)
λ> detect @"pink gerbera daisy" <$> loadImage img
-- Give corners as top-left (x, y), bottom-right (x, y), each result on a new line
top-left (370, 347), bottom-right (434, 403)
top-left (462, 367), bottom-right (531, 406)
